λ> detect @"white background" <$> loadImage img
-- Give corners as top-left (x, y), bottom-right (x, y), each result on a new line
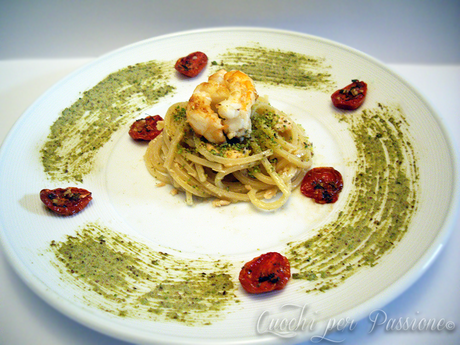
top-left (1, 1), bottom-right (459, 344)
top-left (1, 0), bottom-right (459, 64)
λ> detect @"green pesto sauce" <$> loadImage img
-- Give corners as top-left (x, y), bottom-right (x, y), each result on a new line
top-left (41, 61), bottom-right (175, 182)
top-left (287, 103), bottom-right (419, 292)
top-left (174, 102), bottom-right (310, 158)
top-left (50, 223), bottom-right (237, 325)
top-left (213, 45), bottom-right (335, 91)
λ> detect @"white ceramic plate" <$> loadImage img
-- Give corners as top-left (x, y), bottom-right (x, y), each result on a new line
top-left (0, 28), bottom-right (458, 345)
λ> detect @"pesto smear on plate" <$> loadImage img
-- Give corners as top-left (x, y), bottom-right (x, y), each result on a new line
top-left (50, 223), bottom-right (237, 325)
top-left (287, 104), bottom-right (419, 292)
top-left (214, 45), bottom-right (335, 91)
top-left (43, 45), bottom-right (420, 322)
top-left (41, 60), bottom-right (175, 182)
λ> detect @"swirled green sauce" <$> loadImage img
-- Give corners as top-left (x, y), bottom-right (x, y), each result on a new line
top-left (50, 223), bottom-right (237, 325)
top-left (41, 61), bottom-right (175, 182)
top-left (287, 104), bottom-right (419, 292)
top-left (213, 45), bottom-right (334, 91)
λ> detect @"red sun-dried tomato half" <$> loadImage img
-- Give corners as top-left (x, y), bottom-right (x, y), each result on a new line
top-left (129, 115), bottom-right (163, 141)
top-left (239, 252), bottom-right (291, 294)
top-left (175, 51), bottom-right (208, 78)
top-left (300, 167), bottom-right (343, 204)
top-left (40, 187), bottom-right (92, 216)
top-left (331, 80), bottom-right (367, 110)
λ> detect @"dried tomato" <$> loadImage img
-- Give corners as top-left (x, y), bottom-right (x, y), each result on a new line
top-left (331, 80), bottom-right (367, 110)
top-left (300, 167), bottom-right (343, 204)
top-left (129, 115), bottom-right (163, 141)
top-left (239, 252), bottom-right (291, 294)
top-left (175, 51), bottom-right (208, 78)
top-left (40, 187), bottom-right (92, 216)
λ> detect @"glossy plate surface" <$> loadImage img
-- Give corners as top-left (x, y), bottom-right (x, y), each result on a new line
top-left (0, 28), bottom-right (458, 344)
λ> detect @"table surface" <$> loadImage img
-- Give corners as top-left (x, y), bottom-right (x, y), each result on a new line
top-left (0, 60), bottom-right (459, 345)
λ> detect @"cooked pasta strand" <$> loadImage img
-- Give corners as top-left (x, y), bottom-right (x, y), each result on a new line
top-left (144, 99), bottom-right (312, 210)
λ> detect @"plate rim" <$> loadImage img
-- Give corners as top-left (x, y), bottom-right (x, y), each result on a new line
top-left (0, 26), bottom-right (459, 345)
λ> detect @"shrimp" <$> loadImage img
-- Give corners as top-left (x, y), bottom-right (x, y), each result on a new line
top-left (186, 69), bottom-right (258, 144)
top-left (218, 70), bottom-right (258, 140)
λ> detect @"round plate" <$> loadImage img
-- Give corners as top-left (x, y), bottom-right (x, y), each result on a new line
top-left (0, 28), bottom-right (458, 345)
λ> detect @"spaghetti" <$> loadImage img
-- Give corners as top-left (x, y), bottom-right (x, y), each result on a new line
top-left (144, 97), bottom-right (312, 210)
